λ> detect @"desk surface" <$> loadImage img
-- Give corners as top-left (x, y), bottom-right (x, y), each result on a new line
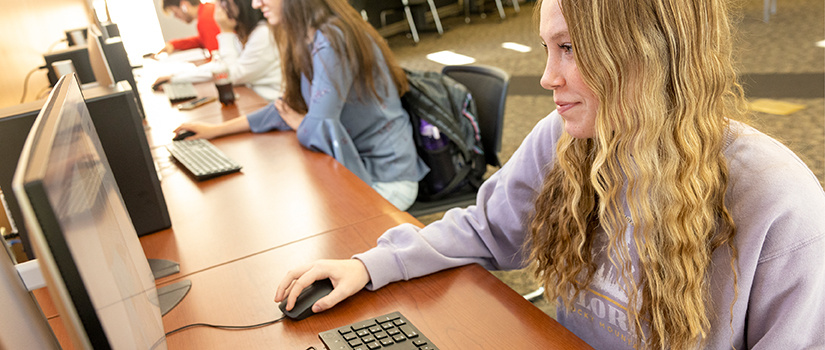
top-left (158, 211), bottom-right (591, 349)
top-left (138, 80), bottom-right (401, 283)
top-left (40, 77), bottom-right (592, 349)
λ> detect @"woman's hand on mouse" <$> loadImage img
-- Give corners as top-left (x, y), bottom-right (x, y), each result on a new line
top-left (174, 122), bottom-right (229, 140)
top-left (275, 259), bottom-right (370, 314)
top-left (174, 123), bottom-right (212, 140)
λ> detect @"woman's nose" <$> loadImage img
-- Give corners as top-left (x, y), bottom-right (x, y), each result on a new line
top-left (540, 59), bottom-right (564, 91)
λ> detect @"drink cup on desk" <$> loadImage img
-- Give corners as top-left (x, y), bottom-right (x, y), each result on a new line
top-left (211, 52), bottom-right (236, 105)
top-left (215, 79), bottom-right (235, 105)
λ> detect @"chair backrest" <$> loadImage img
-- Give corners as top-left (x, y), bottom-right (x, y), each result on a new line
top-left (441, 65), bottom-right (510, 167)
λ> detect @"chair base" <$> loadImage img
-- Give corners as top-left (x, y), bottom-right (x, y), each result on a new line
top-left (523, 286), bottom-right (545, 302)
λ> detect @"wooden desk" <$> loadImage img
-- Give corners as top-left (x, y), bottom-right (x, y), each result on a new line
top-left (40, 78), bottom-right (591, 349)
top-left (159, 211), bottom-right (592, 349)
top-left (137, 82), bottom-right (401, 282)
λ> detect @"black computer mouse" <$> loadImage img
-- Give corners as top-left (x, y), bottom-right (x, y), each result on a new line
top-left (278, 278), bottom-right (334, 321)
top-left (173, 130), bottom-right (196, 141)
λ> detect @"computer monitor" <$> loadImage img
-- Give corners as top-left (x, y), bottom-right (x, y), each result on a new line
top-left (65, 23), bottom-right (120, 46)
top-left (47, 22), bottom-right (143, 119)
top-left (87, 26), bottom-right (115, 89)
top-left (91, 25), bottom-right (146, 117)
top-left (11, 74), bottom-right (165, 348)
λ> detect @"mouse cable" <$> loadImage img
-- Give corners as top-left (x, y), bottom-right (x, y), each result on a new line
top-left (165, 315), bottom-right (286, 337)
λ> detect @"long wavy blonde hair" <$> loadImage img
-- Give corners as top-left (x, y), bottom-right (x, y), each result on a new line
top-left (528, 0), bottom-right (749, 348)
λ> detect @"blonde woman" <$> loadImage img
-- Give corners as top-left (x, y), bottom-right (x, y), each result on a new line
top-left (274, 0), bottom-right (825, 348)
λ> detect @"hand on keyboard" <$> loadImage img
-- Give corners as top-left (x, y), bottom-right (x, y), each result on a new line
top-left (152, 76), bottom-right (171, 91)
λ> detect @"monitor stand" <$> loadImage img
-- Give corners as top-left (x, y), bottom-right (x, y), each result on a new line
top-left (148, 258), bottom-right (179, 279)
top-left (147, 258), bottom-right (191, 316)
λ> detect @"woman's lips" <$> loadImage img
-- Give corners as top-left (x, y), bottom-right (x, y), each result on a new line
top-left (555, 101), bottom-right (578, 114)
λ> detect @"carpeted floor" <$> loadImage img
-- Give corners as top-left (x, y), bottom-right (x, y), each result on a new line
top-left (384, 0), bottom-right (825, 319)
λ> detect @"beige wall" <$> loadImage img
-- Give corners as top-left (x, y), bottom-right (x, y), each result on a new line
top-left (0, 0), bottom-right (91, 109)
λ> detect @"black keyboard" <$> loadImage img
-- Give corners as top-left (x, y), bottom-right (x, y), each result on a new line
top-left (319, 311), bottom-right (438, 350)
top-left (164, 82), bottom-right (198, 102)
top-left (166, 139), bottom-right (242, 181)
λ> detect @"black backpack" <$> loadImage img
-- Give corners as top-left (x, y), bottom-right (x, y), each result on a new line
top-left (402, 69), bottom-right (487, 201)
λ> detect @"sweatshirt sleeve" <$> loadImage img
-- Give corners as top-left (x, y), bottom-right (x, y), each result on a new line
top-left (217, 24), bottom-right (280, 86)
top-left (355, 112), bottom-right (566, 290)
top-left (246, 103), bottom-right (290, 132)
top-left (718, 125), bottom-right (825, 348)
top-left (745, 236), bottom-right (825, 349)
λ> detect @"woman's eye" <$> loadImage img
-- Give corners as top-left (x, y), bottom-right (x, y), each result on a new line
top-left (558, 43), bottom-right (573, 53)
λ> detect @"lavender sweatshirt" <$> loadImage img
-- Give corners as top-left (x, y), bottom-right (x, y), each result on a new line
top-left (355, 111), bottom-right (825, 349)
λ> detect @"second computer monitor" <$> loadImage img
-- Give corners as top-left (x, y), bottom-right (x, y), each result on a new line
top-left (12, 73), bottom-right (166, 348)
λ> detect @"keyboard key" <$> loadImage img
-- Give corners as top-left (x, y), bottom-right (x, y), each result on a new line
top-left (400, 326), bottom-right (418, 338)
top-left (352, 320), bottom-right (378, 330)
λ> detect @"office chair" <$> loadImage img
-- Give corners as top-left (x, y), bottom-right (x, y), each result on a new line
top-left (401, 0), bottom-right (444, 44)
top-left (464, 0), bottom-right (521, 23)
top-left (763, 0), bottom-right (777, 22)
top-left (406, 65), bottom-right (510, 217)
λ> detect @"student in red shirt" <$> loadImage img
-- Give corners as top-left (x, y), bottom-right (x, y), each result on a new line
top-left (158, 0), bottom-right (221, 54)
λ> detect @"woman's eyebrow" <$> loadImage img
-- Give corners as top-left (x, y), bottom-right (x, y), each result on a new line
top-left (548, 30), bottom-right (570, 42)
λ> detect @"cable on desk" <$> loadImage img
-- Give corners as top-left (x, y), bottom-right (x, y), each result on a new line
top-left (165, 315), bottom-right (286, 337)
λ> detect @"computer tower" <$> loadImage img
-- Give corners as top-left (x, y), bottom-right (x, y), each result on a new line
top-left (43, 46), bottom-right (96, 86)
top-left (101, 37), bottom-right (145, 116)
top-left (0, 81), bottom-right (171, 259)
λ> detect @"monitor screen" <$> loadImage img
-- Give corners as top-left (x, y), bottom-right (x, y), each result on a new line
top-left (11, 74), bottom-right (165, 349)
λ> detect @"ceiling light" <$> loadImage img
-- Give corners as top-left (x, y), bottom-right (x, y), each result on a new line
top-left (502, 42), bottom-right (532, 53)
top-left (426, 51), bottom-right (476, 65)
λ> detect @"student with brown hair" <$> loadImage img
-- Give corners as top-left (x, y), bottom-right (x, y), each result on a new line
top-left (174, 0), bottom-right (428, 211)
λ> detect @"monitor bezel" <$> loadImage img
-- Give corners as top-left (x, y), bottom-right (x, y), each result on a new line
top-left (13, 74), bottom-right (109, 349)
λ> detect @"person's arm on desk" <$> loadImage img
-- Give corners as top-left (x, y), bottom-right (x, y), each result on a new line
top-left (175, 116), bottom-right (250, 140)
top-left (174, 99), bottom-right (301, 140)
